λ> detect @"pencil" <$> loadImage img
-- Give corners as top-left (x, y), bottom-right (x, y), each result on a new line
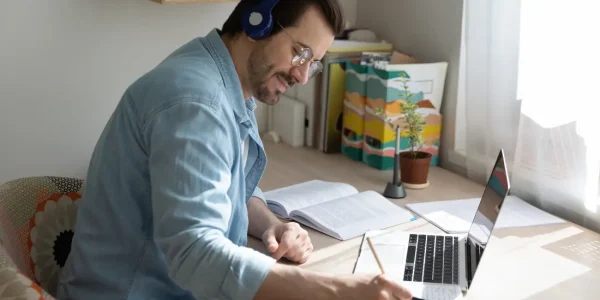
top-left (366, 237), bottom-right (386, 274)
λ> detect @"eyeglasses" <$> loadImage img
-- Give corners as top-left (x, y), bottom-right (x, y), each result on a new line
top-left (277, 22), bottom-right (323, 79)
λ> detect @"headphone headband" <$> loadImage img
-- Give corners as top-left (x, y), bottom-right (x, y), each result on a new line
top-left (242, 0), bottom-right (281, 39)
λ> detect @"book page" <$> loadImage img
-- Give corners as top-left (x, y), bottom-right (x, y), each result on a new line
top-left (292, 191), bottom-right (415, 240)
top-left (263, 180), bottom-right (358, 218)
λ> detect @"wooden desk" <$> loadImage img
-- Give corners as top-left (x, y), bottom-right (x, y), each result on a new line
top-left (251, 142), bottom-right (600, 299)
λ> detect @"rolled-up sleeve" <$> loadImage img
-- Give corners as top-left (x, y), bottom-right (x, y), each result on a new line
top-left (144, 99), bottom-right (275, 300)
top-left (251, 186), bottom-right (266, 203)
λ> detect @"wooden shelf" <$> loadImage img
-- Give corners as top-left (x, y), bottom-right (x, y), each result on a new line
top-left (152, 0), bottom-right (237, 3)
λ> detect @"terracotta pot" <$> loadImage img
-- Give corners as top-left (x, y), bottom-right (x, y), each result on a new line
top-left (399, 151), bottom-right (432, 184)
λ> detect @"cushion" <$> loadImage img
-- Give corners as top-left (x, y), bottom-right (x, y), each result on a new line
top-left (0, 176), bottom-right (83, 297)
top-left (28, 192), bottom-right (80, 295)
top-left (0, 267), bottom-right (50, 299)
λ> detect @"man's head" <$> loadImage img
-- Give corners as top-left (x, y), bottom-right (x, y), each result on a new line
top-left (221, 0), bottom-right (345, 105)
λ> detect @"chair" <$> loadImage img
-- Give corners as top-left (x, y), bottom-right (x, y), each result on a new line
top-left (0, 176), bottom-right (84, 299)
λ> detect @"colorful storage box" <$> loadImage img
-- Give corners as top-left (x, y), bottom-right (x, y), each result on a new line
top-left (341, 53), bottom-right (393, 161)
top-left (362, 62), bottom-right (448, 170)
top-left (341, 61), bottom-right (368, 161)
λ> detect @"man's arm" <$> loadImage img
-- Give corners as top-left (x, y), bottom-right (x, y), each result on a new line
top-left (255, 264), bottom-right (414, 300)
top-left (255, 264), bottom-right (338, 300)
top-left (145, 99), bottom-right (413, 300)
top-left (247, 189), bottom-right (313, 263)
top-left (145, 99), bottom-right (275, 300)
top-left (247, 195), bottom-right (282, 240)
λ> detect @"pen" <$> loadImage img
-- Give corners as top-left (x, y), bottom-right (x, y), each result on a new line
top-left (366, 237), bottom-right (386, 274)
top-left (366, 237), bottom-right (426, 300)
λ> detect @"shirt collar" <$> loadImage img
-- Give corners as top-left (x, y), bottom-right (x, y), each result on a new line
top-left (202, 28), bottom-right (255, 124)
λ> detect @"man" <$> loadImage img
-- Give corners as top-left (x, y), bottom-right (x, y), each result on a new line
top-left (58, 0), bottom-right (412, 299)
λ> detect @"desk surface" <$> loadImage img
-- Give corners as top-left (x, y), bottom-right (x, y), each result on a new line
top-left (251, 142), bottom-right (600, 299)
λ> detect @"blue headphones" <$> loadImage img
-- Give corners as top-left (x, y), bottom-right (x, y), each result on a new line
top-left (242, 0), bottom-right (281, 39)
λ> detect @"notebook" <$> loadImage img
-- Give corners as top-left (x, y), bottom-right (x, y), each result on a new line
top-left (405, 195), bottom-right (566, 234)
top-left (263, 180), bottom-right (415, 240)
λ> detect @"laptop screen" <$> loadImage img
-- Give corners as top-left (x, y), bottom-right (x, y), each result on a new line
top-left (465, 149), bottom-right (511, 286)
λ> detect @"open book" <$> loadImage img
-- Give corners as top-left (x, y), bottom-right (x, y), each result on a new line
top-left (263, 180), bottom-right (415, 240)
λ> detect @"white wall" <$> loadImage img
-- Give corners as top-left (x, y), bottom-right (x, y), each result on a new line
top-left (356, 0), bottom-right (465, 172)
top-left (0, 0), bottom-right (357, 184)
top-left (0, 0), bottom-right (236, 183)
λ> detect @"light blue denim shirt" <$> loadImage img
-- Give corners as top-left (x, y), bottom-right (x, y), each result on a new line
top-left (57, 28), bottom-right (276, 300)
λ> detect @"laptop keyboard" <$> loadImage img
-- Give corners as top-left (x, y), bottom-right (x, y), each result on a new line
top-left (403, 234), bottom-right (459, 284)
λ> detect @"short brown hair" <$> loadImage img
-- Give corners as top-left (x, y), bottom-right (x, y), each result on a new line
top-left (221, 0), bottom-right (345, 38)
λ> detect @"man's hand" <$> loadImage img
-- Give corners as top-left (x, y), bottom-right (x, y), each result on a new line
top-left (255, 264), bottom-right (413, 300)
top-left (248, 196), bottom-right (311, 263)
top-left (336, 273), bottom-right (413, 300)
top-left (261, 222), bottom-right (312, 264)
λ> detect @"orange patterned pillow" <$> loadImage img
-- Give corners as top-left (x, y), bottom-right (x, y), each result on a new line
top-left (0, 267), bottom-right (53, 299)
top-left (27, 192), bottom-right (80, 296)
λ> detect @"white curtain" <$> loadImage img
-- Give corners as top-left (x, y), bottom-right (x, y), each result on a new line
top-left (462, 0), bottom-right (521, 183)
top-left (462, 0), bottom-right (600, 232)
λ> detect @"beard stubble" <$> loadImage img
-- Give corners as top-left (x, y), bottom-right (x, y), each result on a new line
top-left (247, 46), bottom-right (295, 105)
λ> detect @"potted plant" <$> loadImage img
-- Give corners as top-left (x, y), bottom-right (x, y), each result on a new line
top-left (375, 74), bottom-right (432, 189)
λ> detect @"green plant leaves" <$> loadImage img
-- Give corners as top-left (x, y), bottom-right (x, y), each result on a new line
top-left (372, 74), bottom-right (426, 158)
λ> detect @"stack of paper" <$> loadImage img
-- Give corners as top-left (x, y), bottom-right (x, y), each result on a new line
top-left (405, 196), bottom-right (565, 234)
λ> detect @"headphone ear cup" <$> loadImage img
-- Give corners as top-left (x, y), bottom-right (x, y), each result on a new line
top-left (241, 0), bottom-right (279, 39)
top-left (242, 11), bottom-right (273, 39)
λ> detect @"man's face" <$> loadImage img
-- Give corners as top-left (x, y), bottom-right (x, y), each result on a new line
top-left (247, 6), bottom-right (335, 105)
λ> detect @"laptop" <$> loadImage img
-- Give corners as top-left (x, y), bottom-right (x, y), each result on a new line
top-left (354, 149), bottom-right (511, 300)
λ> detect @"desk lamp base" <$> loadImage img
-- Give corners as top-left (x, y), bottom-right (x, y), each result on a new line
top-left (384, 127), bottom-right (407, 199)
top-left (383, 181), bottom-right (407, 199)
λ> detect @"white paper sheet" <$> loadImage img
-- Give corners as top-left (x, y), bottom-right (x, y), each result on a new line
top-left (405, 196), bottom-right (566, 234)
